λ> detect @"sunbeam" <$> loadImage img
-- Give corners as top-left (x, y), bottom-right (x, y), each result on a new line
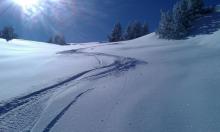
top-left (12, 0), bottom-right (43, 17)
top-left (13, 0), bottom-right (39, 10)
top-left (15, 0), bottom-right (39, 9)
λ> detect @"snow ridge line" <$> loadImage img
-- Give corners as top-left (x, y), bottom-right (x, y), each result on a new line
top-left (0, 53), bottom-right (146, 117)
top-left (42, 88), bottom-right (94, 132)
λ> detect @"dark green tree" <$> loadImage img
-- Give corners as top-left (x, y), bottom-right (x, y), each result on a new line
top-left (0, 26), bottom-right (18, 41)
top-left (172, 0), bottom-right (190, 39)
top-left (187, 0), bottom-right (204, 15)
top-left (108, 22), bottom-right (123, 42)
top-left (157, 0), bottom-right (205, 39)
top-left (157, 10), bottom-right (174, 39)
top-left (48, 35), bottom-right (67, 45)
top-left (124, 21), bottom-right (143, 40)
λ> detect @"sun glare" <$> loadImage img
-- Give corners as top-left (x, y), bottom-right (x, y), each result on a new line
top-left (14, 0), bottom-right (39, 10)
top-left (13, 0), bottom-right (41, 17)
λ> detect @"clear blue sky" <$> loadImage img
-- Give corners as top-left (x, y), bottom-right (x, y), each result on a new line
top-left (0, 0), bottom-right (219, 43)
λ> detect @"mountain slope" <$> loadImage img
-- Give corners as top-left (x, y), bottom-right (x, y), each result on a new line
top-left (1, 12), bottom-right (220, 132)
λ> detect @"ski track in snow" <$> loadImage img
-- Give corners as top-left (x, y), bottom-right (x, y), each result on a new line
top-left (0, 70), bottom-right (92, 116)
top-left (43, 88), bottom-right (94, 132)
top-left (0, 48), bottom-right (147, 132)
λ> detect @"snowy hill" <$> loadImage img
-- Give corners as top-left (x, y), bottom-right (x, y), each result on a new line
top-left (1, 12), bottom-right (220, 132)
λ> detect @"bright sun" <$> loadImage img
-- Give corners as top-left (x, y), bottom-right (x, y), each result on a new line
top-left (14, 0), bottom-right (39, 10)
top-left (13, 0), bottom-right (41, 16)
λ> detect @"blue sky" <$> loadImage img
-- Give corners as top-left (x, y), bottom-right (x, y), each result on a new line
top-left (0, 0), bottom-right (219, 43)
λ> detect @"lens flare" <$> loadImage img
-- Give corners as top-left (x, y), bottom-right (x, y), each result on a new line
top-left (11, 0), bottom-right (76, 36)
top-left (13, 0), bottom-right (41, 16)
top-left (14, 0), bottom-right (39, 10)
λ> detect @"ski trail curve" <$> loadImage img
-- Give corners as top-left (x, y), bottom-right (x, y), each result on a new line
top-left (0, 70), bottom-right (93, 116)
top-left (0, 49), bottom-right (147, 132)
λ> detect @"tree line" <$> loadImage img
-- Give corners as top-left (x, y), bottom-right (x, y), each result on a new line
top-left (0, 26), bottom-right (67, 45)
top-left (157, 0), bottom-right (213, 39)
top-left (2, 21), bottom-right (148, 44)
top-left (108, 0), bottom-right (214, 42)
top-left (108, 21), bottom-right (149, 42)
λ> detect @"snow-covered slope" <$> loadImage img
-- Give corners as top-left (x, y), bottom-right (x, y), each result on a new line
top-left (1, 13), bottom-right (220, 132)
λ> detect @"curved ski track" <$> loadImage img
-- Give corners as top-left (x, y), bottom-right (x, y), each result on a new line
top-left (0, 49), bottom-right (147, 132)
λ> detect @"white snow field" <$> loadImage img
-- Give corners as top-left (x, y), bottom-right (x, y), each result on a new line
top-left (1, 12), bottom-right (220, 132)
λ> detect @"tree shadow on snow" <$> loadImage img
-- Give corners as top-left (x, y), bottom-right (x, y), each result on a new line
top-left (189, 12), bottom-right (220, 36)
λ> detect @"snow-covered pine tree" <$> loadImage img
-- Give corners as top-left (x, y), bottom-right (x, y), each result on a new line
top-left (157, 0), bottom-right (206, 40)
top-left (187, 0), bottom-right (204, 15)
top-left (108, 22), bottom-right (123, 42)
top-left (132, 21), bottom-right (143, 39)
top-left (157, 10), bottom-right (174, 39)
top-left (124, 21), bottom-right (143, 40)
top-left (172, 0), bottom-right (190, 39)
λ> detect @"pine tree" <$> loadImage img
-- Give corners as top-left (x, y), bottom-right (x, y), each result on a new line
top-left (108, 22), bottom-right (123, 42)
top-left (48, 35), bottom-right (67, 45)
top-left (0, 26), bottom-right (18, 41)
top-left (172, 0), bottom-right (189, 39)
top-left (157, 10), bottom-right (174, 39)
top-left (54, 35), bottom-right (66, 45)
top-left (132, 21), bottom-right (143, 38)
top-left (157, 0), bottom-right (205, 40)
top-left (124, 21), bottom-right (143, 40)
top-left (187, 0), bottom-right (204, 15)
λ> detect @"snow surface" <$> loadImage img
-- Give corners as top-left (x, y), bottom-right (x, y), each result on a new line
top-left (1, 13), bottom-right (220, 132)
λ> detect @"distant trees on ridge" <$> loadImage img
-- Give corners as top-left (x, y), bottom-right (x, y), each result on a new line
top-left (108, 21), bottom-right (149, 42)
